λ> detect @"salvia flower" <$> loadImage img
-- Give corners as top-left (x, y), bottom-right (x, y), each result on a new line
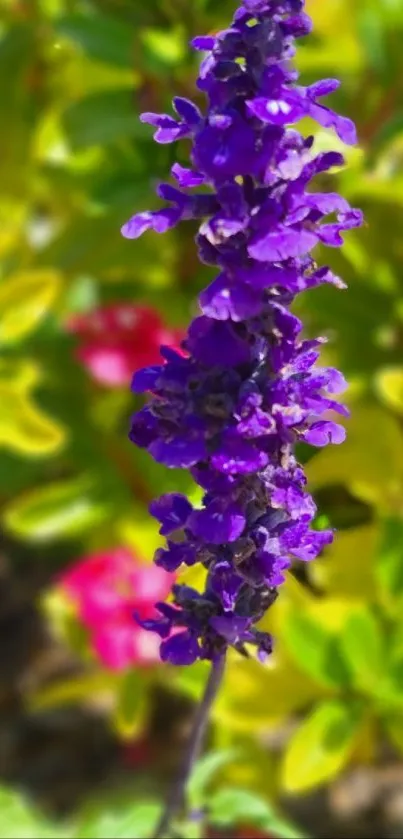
top-left (122, 0), bottom-right (362, 666)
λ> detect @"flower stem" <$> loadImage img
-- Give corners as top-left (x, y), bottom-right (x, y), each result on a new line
top-left (155, 654), bottom-right (226, 838)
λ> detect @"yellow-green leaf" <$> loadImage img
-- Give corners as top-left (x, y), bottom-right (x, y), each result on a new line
top-left (282, 610), bottom-right (350, 689)
top-left (0, 386), bottom-right (65, 456)
top-left (116, 514), bottom-right (162, 563)
top-left (310, 525), bottom-right (378, 598)
top-left (375, 367), bottom-right (403, 415)
top-left (115, 670), bottom-right (147, 739)
top-left (376, 518), bottom-right (403, 612)
top-left (282, 700), bottom-right (362, 794)
top-left (29, 671), bottom-right (117, 713)
top-left (0, 787), bottom-right (67, 839)
top-left (307, 402), bottom-right (403, 512)
top-left (0, 361), bottom-right (65, 456)
top-left (0, 269), bottom-right (61, 345)
top-left (215, 651), bottom-right (322, 733)
top-left (3, 476), bottom-right (109, 541)
top-left (339, 609), bottom-right (385, 693)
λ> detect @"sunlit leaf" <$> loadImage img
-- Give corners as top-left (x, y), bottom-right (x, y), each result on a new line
top-left (375, 367), bottom-right (403, 415)
top-left (3, 476), bottom-right (110, 541)
top-left (282, 700), bottom-right (362, 794)
top-left (339, 608), bottom-right (385, 693)
top-left (307, 403), bottom-right (403, 511)
top-left (115, 670), bottom-right (147, 739)
top-left (309, 525), bottom-right (378, 598)
top-left (29, 671), bottom-right (117, 713)
top-left (177, 562), bottom-right (207, 593)
top-left (0, 269), bottom-right (61, 345)
top-left (375, 518), bottom-right (403, 609)
top-left (141, 26), bottom-right (186, 66)
top-left (215, 651), bottom-right (322, 733)
top-left (115, 514), bottom-right (162, 563)
top-left (281, 610), bottom-right (350, 690)
top-left (0, 361), bottom-right (66, 457)
top-left (0, 786), bottom-right (69, 839)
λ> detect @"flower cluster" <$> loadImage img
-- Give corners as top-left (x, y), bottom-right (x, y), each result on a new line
top-left (60, 548), bottom-right (174, 671)
top-left (68, 304), bottom-right (182, 388)
top-left (122, 0), bottom-right (362, 666)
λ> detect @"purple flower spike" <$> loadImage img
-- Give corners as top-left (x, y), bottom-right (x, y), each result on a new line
top-left (123, 0), bottom-right (362, 666)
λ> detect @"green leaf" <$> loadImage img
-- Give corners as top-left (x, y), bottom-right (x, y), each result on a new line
top-left (382, 655), bottom-right (403, 704)
top-left (357, 9), bottom-right (387, 75)
top-left (57, 13), bottom-right (134, 68)
top-left (3, 476), bottom-right (111, 542)
top-left (376, 518), bottom-right (403, 607)
top-left (307, 403), bottom-right (403, 512)
top-left (375, 367), bottom-right (403, 416)
top-left (339, 608), bottom-right (385, 693)
top-left (141, 26), bottom-right (186, 67)
top-left (187, 750), bottom-right (238, 809)
top-left (0, 361), bottom-right (66, 458)
top-left (62, 90), bottom-right (149, 150)
top-left (0, 269), bottom-right (61, 345)
top-left (29, 671), bottom-right (117, 713)
top-left (215, 652), bottom-right (322, 733)
top-left (0, 786), bottom-right (69, 839)
top-left (77, 801), bottom-right (161, 839)
top-left (282, 700), bottom-right (362, 794)
top-left (310, 525), bottom-right (378, 599)
top-left (209, 788), bottom-right (305, 838)
top-left (281, 610), bottom-right (350, 689)
top-left (115, 670), bottom-right (147, 738)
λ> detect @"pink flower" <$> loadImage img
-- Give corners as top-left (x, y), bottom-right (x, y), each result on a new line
top-left (67, 304), bottom-right (183, 388)
top-left (60, 548), bottom-right (174, 671)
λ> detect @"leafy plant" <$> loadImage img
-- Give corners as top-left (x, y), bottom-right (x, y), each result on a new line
top-left (1, 0), bottom-right (403, 833)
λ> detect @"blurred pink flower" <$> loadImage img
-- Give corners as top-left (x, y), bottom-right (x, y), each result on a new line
top-left (60, 548), bottom-right (174, 671)
top-left (67, 304), bottom-right (183, 387)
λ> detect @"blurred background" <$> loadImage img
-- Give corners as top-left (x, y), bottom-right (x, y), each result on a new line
top-left (1, 0), bottom-right (403, 837)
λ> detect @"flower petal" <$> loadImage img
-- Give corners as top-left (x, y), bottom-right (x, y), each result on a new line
top-left (304, 421), bottom-right (346, 447)
top-left (160, 631), bottom-right (200, 665)
top-left (150, 493), bottom-right (192, 535)
top-left (189, 500), bottom-right (246, 544)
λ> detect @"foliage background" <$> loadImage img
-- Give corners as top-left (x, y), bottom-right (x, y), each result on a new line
top-left (1, 0), bottom-right (403, 836)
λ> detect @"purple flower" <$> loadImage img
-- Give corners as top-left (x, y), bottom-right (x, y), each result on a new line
top-left (122, 0), bottom-right (362, 665)
top-left (155, 541), bottom-right (197, 572)
top-left (189, 500), bottom-right (246, 544)
top-left (160, 631), bottom-right (200, 665)
top-left (149, 493), bottom-right (193, 535)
